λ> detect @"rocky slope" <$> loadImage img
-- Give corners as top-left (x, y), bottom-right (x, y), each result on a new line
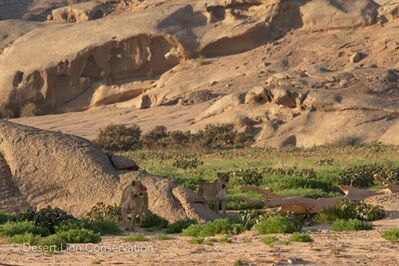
top-left (0, 120), bottom-right (217, 221)
top-left (1, 0), bottom-right (399, 147)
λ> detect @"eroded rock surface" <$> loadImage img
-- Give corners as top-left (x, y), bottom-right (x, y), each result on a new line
top-left (0, 120), bottom-right (216, 222)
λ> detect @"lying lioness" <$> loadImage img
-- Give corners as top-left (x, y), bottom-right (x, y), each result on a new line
top-left (120, 180), bottom-right (148, 231)
top-left (198, 172), bottom-right (230, 214)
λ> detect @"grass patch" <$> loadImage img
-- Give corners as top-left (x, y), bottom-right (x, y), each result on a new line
top-left (233, 258), bottom-right (246, 266)
top-left (189, 237), bottom-right (204, 245)
top-left (382, 228), bottom-right (399, 243)
top-left (254, 216), bottom-right (300, 234)
top-left (219, 235), bottom-right (232, 243)
top-left (140, 213), bottom-right (169, 230)
top-left (122, 233), bottom-right (148, 242)
top-left (288, 232), bottom-right (313, 242)
top-left (56, 220), bottom-right (121, 235)
top-left (0, 221), bottom-right (49, 237)
top-left (7, 233), bottom-right (40, 245)
top-left (166, 219), bottom-right (197, 234)
top-left (55, 228), bottom-right (101, 244)
top-left (261, 235), bottom-right (279, 246)
top-left (182, 218), bottom-right (244, 237)
top-left (37, 234), bottom-right (68, 251)
top-left (330, 219), bottom-right (373, 231)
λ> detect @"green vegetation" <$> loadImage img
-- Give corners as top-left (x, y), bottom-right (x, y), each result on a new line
top-left (0, 221), bottom-right (49, 237)
top-left (122, 233), bottom-right (148, 242)
top-left (95, 124), bottom-right (254, 152)
top-left (233, 258), bottom-right (246, 266)
top-left (7, 233), bottom-right (40, 245)
top-left (254, 216), bottom-right (300, 234)
top-left (261, 235), bottom-right (279, 245)
top-left (189, 237), bottom-right (204, 245)
top-left (182, 218), bottom-right (244, 237)
top-left (382, 228), bottom-right (399, 243)
top-left (288, 232), bottom-right (313, 242)
top-left (55, 220), bottom-right (121, 235)
top-left (166, 219), bottom-right (197, 234)
top-left (55, 228), bottom-right (101, 244)
top-left (37, 234), bottom-right (68, 251)
top-left (83, 202), bottom-right (121, 222)
top-left (317, 200), bottom-right (385, 223)
top-left (139, 213), bottom-right (169, 230)
top-left (330, 219), bottom-right (373, 231)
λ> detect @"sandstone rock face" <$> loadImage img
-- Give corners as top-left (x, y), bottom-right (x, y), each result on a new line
top-left (51, 2), bottom-right (114, 23)
top-left (0, 120), bottom-right (216, 222)
top-left (196, 93), bottom-right (243, 120)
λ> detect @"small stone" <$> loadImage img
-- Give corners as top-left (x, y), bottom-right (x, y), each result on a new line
top-left (349, 52), bottom-right (364, 63)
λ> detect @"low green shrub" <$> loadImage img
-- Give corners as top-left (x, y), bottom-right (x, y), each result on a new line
top-left (0, 212), bottom-right (15, 224)
top-left (0, 221), bottom-right (49, 237)
top-left (288, 232), bottom-right (313, 242)
top-left (261, 235), bottom-right (279, 246)
top-left (330, 219), bottom-right (373, 231)
top-left (269, 176), bottom-right (334, 192)
top-left (15, 207), bottom-right (75, 234)
top-left (316, 200), bottom-right (385, 222)
top-left (382, 228), bottom-right (399, 243)
top-left (166, 219), bottom-right (197, 234)
top-left (339, 162), bottom-right (399, 187)
top-left (122, 233), bottom-right (147, 242)
top-left (94, 124), bottom-right (142, 151)
top-left (56, 228), bottom-right (101, 244)
top-left (139, 213), bottom-right (169, 230)
top-left (182, 218), bottom-right (244, 237)
top-left (232, 169), bottom-right (264, 186)
top-left (239, 209), bottom-right (305, 230)
top-left (55, 220), bottom-right (121, 235)
top-left (172, 157), bottom-right (204, 169)
top-left (83, 202), bottom-right (121, 222)
top-left (254, 216), bottom-right (300, 234)
top-left (7, 233), bottom-right (40, 245)
top-left (37, 234), bottom-right (68, 251)
top-left (189, 237), bottom-right (204, 245)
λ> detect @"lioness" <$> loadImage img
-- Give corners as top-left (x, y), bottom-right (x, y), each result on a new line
top-left (198, 172), bottom-right (230, 214)
top-left (121, 180), bottom-right (148, 231)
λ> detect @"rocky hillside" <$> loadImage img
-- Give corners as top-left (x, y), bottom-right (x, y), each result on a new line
top-left (1, 0), bottom-right (399, 147)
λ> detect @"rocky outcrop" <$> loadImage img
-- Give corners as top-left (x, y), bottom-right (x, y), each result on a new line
top-left (50, 2), bottom-right (114, 23)
top-left (0, 120), bottom-right (216, 222)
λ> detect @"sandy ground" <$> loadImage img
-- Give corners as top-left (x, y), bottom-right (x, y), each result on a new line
top-left (1, 216), bottom-right (398, 266)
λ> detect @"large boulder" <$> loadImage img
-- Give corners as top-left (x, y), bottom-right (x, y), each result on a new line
top-left (0, 120), bottom-right (216, 222)
top-left (51, 2), bottom-right (114, 23)
top-left (196, 93), bottom-right (243, 120)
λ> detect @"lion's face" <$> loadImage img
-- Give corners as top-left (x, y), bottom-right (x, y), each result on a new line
top-left (217, 172), bottom-right (230, 190)
top-left (131, 180), bottom-right (147, 197)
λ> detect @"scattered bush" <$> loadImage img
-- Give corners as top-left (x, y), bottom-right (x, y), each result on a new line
top-left (382, 228), bottom-right (399, 243)
top-left (37, 234), bottom-right (68, 251)
top-left (182, 218), bottom-right (244, 237)
top-left (166, 219), bottom-right (197, 234)
top-left (316, 200), bottom-right (385, 222)
top-left (7, 233), bottom-right (40, 245)
top-left (270, 176), bottom-right (334, 192)
top-left (20, 102), bottom-right (39, 117)
top-left (0, 221), bottom-right (49, 237)
top-left (262, 166), bottom-right (317, 179)
top-left (55, 220), bottom-right (121, 235)
top-left (56, 228), bottom-right (101, 244)
top-left (94, 124), bottom-right (142, 151)
top-left (288, 232), bottom-right (313, 242)
top-left (139, 213), bottom-right (169, 230)
top-left (339, 162), bottom-right (399, 187)
top-left (239, 209), bottom-right (305, 230)
top-left (189, 237), bottom-right (204, 245)
top-left (218, 235), bottom-right (232, 243)
top-left (0, 212), bottom-right (15, 225)
top-left (330, 219), bottom-right (373, 231)
top-left (83, 202), bottom-right (121, 222)
top-left (261, 235), bottom-right (279, 246)
top-left (122, 233), bottom-right (147, 242)
top-left (232, 169), bottom-right (264, 186)
top-left (172, 157), bottom-right (204, 169)
top-left (254, 216), bottom-right (300, 234)
top-left (15, 207), bottom-right (75, 234)
top-left (233, 258), bottom-right (246, 266)
top-left (193, 124), bottom-right (254, 149)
